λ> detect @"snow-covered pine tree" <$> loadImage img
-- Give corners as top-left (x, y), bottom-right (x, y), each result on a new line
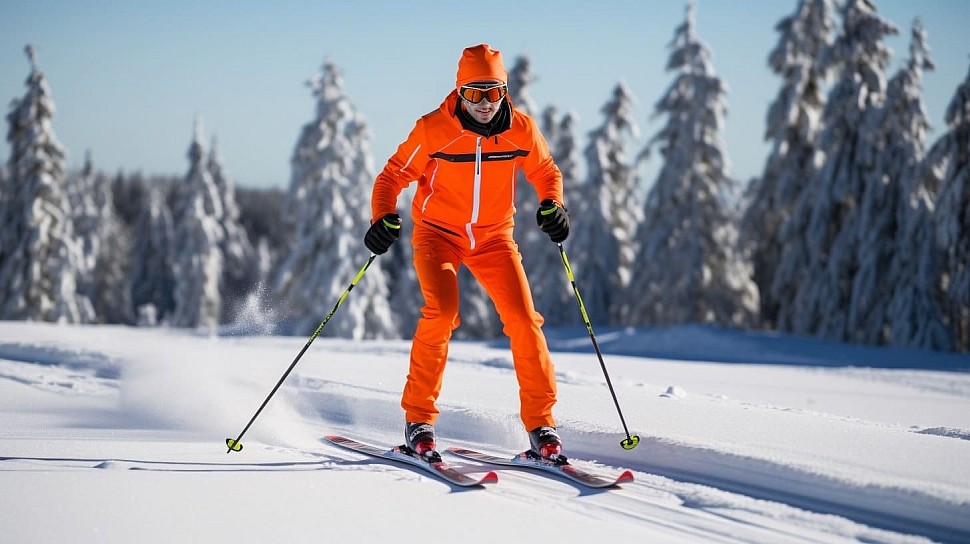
top-left (254, 237), bottom-right (273, 288)
top-left (568, 82), bottom-right (639, 325)
top-left (382, 209), bottom-right (422, 337)
top-left (0, 166), bottom-right (5, 238)
top-left (88, 170), bottom-right (133, 324)
top-left (627, 2), bottom-right (756, 327)
top-left (234, 185), bottom-right (285, 274)
top-left (69, 153), bottom-right (132, 324)
top-left (349, 117), bottom-right (421, 336)
top-left (0, 45), bottom-right (93, 323)
top-left (69, 153), bottom-right (101, 300)
top-left (207, 136), bottom-right (257, 322)
top-left (507, 56), bottom-right (565, 327)
top-left (742, 0), bottom-right (836, 328)
top-left (637, 3), bottom-right (757, 327)
top-left (934, 64), bottom-right (970, 352)
top-left (776, 0), bottom-right (898, 340)
top-left (344, 114), bottom-right (397, 339)
top-left (509, 54), bottom-right (541, 242)
top-left (885, 166), bottom-right (950, 350)
top-left (851, 18), bottom-right (934, 345)
top-left (112, 171), bottom-right (150, 228)
top-left (171, 117), bottom-right (224, 329)
top-left (273, 60), bottom-right (396, 339)
top-left (540, 106), bottom-right (560, 148)
top-left (884, 23), bottom-right (950, 351)
top-left (129, 184), bottom-right (177, 325)
top-left (533, 107), bottom-right (580, 326)
top-left (508, 55), bottom-right (538, 117)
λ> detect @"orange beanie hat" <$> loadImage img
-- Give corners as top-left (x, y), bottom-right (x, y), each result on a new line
top-left (456, 44), bottom-right (507, 88)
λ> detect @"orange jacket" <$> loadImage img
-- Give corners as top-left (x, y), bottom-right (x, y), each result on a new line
top-left (371, 91), bottom-right (563, 249)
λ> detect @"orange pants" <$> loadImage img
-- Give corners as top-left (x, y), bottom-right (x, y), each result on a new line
top-left (402, 222), bottom-right (558, 431)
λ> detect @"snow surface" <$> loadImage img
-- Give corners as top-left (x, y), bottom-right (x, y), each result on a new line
top-left (1, 321), bottom-right (968, 543)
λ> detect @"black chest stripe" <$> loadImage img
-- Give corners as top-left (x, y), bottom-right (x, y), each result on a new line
top-left (422, 221), bottom-right (461, 237)
top-left (430, 149), bottom-right (530, 163)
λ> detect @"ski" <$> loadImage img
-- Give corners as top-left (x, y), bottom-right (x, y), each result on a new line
top-left (324, 435), bottom-right (498, 487)
top-left (447, 446), bottom-right (634, 489)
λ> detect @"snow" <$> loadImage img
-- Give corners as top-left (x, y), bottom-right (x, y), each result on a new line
top-left (1, 321), bottom-right (968, 543)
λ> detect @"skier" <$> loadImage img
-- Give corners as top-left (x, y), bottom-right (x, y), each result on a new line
top-left (364, 43), bottom-right (569, 462)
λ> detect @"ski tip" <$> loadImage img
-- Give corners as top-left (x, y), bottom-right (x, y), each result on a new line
top-left (480, 470), bottom-right (500, 485)
top-left (323, 435), bottom-right (355, 448)
top-left (616, 469), bottom-right (635, 484)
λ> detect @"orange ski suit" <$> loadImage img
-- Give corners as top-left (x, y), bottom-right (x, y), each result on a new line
top-left (371, 90), bottom-right (564, 432)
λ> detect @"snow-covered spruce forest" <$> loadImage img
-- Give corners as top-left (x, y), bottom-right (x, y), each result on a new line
top-left (1, 0), bottom-right (968, 353)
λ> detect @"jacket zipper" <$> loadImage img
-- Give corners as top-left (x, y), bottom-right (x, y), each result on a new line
top-left (465, 136), bottom-right (483, 249)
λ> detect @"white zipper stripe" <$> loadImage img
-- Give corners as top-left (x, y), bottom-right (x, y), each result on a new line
top-left (465, 137), bottom-right (483, 250)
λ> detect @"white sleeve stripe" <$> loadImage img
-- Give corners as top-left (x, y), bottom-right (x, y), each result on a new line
top-left (401, 144), bottom-right (422, 172)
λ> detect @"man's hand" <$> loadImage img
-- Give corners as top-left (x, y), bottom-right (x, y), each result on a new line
top-left (364, 213), bottom-right (402, 255)
top-left (536, 199), bottom-right (569, 243)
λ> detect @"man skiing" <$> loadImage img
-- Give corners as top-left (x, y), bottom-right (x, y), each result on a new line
top-left (364, 43), bottom-right (569, 462)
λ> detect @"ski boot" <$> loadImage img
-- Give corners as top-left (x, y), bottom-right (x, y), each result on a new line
top-left (528, 426), bottom-right (565, 463)
top-left (405, 422), bottom-right (441, 462)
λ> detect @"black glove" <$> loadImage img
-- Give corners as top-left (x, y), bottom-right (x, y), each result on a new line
top-left (364, 213), bottom-right (402, 255)
top-left (536, 199), bottom-right (569, 243)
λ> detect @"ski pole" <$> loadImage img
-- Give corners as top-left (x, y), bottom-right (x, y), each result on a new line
top-left (226, 254), bottom-right (377, 453)
top-left (557, 243), bottom-right (640, 450)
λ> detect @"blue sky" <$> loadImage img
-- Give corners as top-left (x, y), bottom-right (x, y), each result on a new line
top-left (2, 0), bottom-right (967, 190)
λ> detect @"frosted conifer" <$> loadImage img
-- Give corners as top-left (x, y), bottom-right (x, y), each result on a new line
top-left (273, 60), bottom-right (396, 338)
top-left (852, 19), bottom-right (935, 345)
top-left (774, 0), bottom-right (898, 339)
top-left (934, 64), bottom-right (970, 351)
top-left (533, 108), bottom-right (580, 325)
top-left (742, 0), bottom-right (836, 327)
top-left (130, 185), bottom-right (177, 325)
top-left (208, 137), bottom-right (257, 322)
top-left (171, 118), bottom-right (224, 329)
top-left (884, 24), bottom-right (949, 349)
top-left (0, 45), bottom-right (93, 323)
top-left (569, 82), bottom-right (639, 325)
top-left (508, 56), bottom-right (564, 326)
top-left (628, 2), bottom-right (756, 327)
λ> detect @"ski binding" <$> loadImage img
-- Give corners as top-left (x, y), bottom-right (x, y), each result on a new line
top-left (447, 446), bottom-right (633, 488)
top-left (324, 435), bottom-right (497, 487)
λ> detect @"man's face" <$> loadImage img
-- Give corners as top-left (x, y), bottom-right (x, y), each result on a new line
top-left (459, 80), bottom-right (505, 124)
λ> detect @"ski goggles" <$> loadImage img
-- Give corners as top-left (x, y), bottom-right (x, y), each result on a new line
top-left (458, 83), bottom-right (508, 104)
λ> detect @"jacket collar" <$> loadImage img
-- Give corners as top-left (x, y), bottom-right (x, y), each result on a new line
top-left (442, 91), bottom-right (513, 137)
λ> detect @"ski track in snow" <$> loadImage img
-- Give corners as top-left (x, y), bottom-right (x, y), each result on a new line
top-left (1, 323), bottom-right (968, 543)
top-left (298, 382), bottom-right (967, 543)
